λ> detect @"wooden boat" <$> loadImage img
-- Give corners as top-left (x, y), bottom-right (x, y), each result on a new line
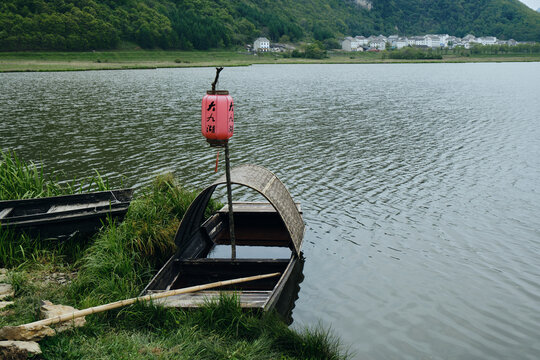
top-left (0, 189), bottom-right (134, 240)
top-left (142, 165), bottom-right (305, 321)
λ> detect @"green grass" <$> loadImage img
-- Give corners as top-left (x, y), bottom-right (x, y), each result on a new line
top-left (0, 150), bottom-right (110, 200)
top-left (0, 228), bottom-right (87, 268)
top-left (35, 299), bottom-right (348, 360)
top-left (68, 173), bottom-right (216, 307)
top-left (0, 151), bottom-right (349, 359)
top-left (1, 49), bottom-right (539, 72)
top-left (0, 150), bottom-right (112, 268)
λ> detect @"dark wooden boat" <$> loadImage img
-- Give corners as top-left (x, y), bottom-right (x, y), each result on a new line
top-left (142, 165), bottom-right (305, 321)
top-left (0, 189), bottom-right (134, 240)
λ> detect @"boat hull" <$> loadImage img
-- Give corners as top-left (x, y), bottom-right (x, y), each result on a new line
top-left (0, 189), bottom-right (134, 240)
top-left (143, 202), bottom-right (304, 322)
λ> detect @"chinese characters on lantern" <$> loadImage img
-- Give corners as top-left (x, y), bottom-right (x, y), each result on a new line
top-left (201, 90), bottom-right (234, 144)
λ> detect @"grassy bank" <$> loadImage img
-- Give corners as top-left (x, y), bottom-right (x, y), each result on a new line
top-left (0, 152), bottom-right (349, 359)
top-left (0, 150), bottom-right (109, 200)
top-left (1, 49), bottom-right (539, 72)
top-left (0, 150), bottom-right (112, 267)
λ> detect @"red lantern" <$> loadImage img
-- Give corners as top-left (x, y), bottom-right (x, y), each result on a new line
top-left (201, 90), bottom-right (234, 146)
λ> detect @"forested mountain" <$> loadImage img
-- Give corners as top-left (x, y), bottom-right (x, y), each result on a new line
top-left (372, 0), bottom-right (540, 41)
top-left (1, 0), bottom-right (539, 51)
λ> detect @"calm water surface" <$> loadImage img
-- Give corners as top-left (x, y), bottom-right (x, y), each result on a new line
top-left (1, 63), bottom-right (540, 359)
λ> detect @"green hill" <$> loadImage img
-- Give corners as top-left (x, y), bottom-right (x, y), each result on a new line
top-left (372, 0), bottom-right (540, 41)
top-left (0, 0), bottom-right (539, 51)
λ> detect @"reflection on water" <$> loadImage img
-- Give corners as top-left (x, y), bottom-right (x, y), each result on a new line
top-left (1, 63), bottom-right (540, 359)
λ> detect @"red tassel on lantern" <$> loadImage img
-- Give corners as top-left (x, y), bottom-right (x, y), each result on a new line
top-left (201, 90), bottom-right (234, 147)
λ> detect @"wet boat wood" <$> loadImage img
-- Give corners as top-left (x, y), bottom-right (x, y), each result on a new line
top-left (0, 189), bottom-right (134, 240)
top-left (143, 165), bottom-right (305, 321)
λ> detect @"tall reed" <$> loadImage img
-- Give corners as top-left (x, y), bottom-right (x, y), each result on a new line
top-left (0, 150), bottom-right (112, 267)
top-left (0, 150), bottom-right (64, 200)
top-left (0, 150), bottom-right (110, 200)
top-left (70, 173), bottom-right (221, 306)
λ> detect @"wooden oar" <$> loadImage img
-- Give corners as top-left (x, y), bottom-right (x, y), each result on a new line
top-left (0, 272), bottom-right (280, 341)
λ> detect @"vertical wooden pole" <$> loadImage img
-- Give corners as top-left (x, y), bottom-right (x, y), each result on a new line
top-left (224, 141), bottom-right (236, 259)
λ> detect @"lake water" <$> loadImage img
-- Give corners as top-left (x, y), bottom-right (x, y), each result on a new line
top-left (1, 63), bottom-right (540, 359)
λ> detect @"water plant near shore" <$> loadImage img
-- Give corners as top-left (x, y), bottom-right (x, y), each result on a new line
top-left (0, 150), bottom-right (111, 268)
top-left (0, 150), bottom-right (109, 201)
top-left (69, 173), bottom-right (214, 306)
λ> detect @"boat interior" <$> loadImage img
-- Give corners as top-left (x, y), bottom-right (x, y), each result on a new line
top-left (147, 202), bottom-right (300, 308)
top-left (173, 202), bottom-right (295, 291)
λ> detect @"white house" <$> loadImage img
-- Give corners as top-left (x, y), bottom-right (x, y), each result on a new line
top-left (463, 34), bottom-right (477, 44)
top-left (446, 36), bottom-right (459, 48)
top-left (341, 36), bottom-right (358, 51)
top-left (413, 36), bottom-right (426, 46)
top-left (369, 40), bottom-right (386, 50)
top-left (437, 34), bottom-right (450, 45)
top-left (369, 35), bottom-right (387, 50)
top-left (254, 37), bottom-right (270, 52)
top-left (396, 37), bottom-right (408, 49)
top-left (426, 35), bottom-right (441, 48)
top-left (387, 35), bottom-right (399, 47)
top-left (342, 37), bottom-right (361, 51)
top-left (355, 36), bottom-right (369, 46)
top-left (478, 36), bottom-right (497, 45)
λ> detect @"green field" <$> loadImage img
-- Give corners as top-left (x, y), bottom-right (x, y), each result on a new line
top-left (1, 50), bottom-right (539, 72)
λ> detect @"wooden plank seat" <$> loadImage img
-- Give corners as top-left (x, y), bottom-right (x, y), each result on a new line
top-left (46, 200), bottom-right (113, 213)
top-left (147, 290), bottom-right (272, 309)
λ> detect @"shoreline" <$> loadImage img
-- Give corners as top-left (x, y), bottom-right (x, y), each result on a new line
top-left (1, 50), bottom-right (539, 72)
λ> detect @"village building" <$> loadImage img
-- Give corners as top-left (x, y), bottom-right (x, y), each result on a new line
top-left (369, 35), bottom-right (387, 50)
top-left (425, 35), bottom-right (441, 48)
top-left (414, 36), bottom-right (426, 46)
top-left (478, 36), bottom-right (497, 45)
top-left (387, 35), bottom-right (399, 47)
top-left (355, 36), bottom-right (369, 46)
top-left (342, 36), bottom-right (361, 51)
top-left (340, 33), bottom-right (522, 52)
top-left (253, 37), bottom-right (270, 52)
top-left (396, 37), bottom-right (408, 49)
top-left (463, 34), bottom-right (477, 43)
top-left (446, 36), bottom-right (459, 48)
top-left (369, 40), bottom-right (386, 50)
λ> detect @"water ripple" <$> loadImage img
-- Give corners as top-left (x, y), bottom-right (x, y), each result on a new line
top-left (1, 63), bottom-right (540, 359)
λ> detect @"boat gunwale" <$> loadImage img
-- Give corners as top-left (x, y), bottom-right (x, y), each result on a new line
top-left (1, 204), bottom-right (130, 227)
top-left (263, 253), bottom-right (297, 311)
top-left (0, 188), bottom-right (134, 208)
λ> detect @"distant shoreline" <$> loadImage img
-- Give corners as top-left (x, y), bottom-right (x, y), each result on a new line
top-left (1, 50), bottom-right (539, 72)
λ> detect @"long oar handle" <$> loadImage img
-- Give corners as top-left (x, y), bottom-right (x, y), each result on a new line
top-left (21, 272), bottom-right (281, 329)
